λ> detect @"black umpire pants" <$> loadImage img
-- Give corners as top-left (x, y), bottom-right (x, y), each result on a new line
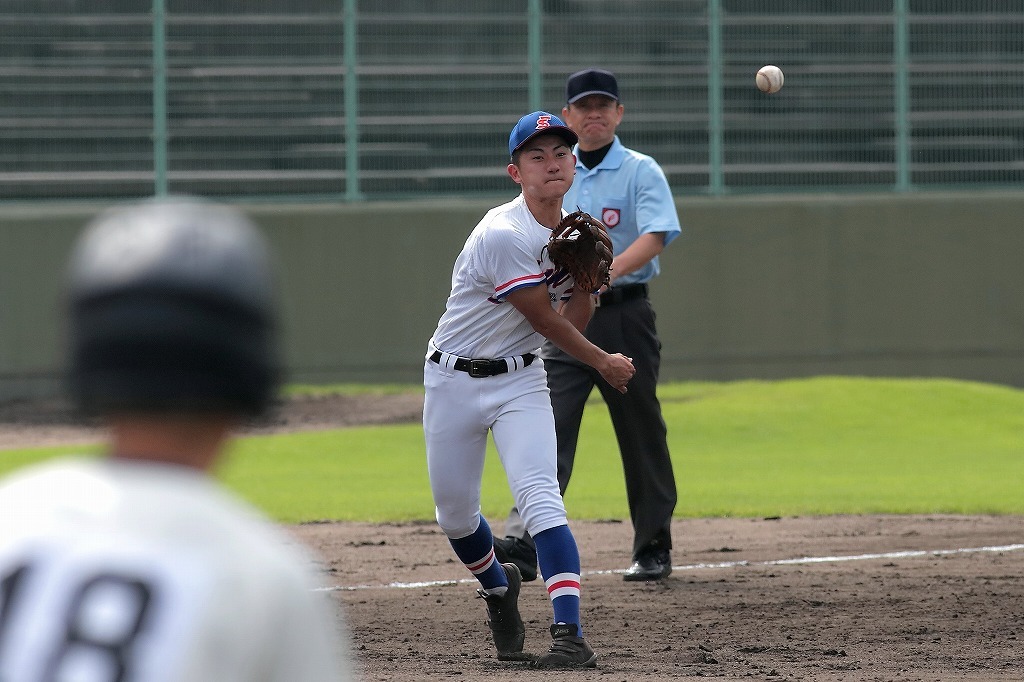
top-left (542, 287), bottom-right (676, 561)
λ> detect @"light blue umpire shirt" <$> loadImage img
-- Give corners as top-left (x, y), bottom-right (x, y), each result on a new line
top-left (564, 136), bottom-right (682, 288)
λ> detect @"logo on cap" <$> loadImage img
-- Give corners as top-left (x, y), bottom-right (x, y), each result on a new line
top-left (509, 111), bottom-right (579, 157)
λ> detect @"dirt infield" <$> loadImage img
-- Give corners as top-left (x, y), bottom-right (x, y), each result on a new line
top-left (303, 515), bottom-right (1023, 682)
top-left (0, 392), bottom-right (425, 451)
top-left (3, 394), bottom-right (1023, 680)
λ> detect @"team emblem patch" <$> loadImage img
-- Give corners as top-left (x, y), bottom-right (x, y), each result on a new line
top-left (602, 208), bottom-right (621, 228)
top-left (536, 115), bottom-right (552, 130)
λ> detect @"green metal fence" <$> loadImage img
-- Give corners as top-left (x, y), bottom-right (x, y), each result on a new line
top-left (1, 1), bottom-right (1022, 202)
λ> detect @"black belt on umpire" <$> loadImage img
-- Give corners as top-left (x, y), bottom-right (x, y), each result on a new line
top-left (596, 282), bottom-right (648, 307)
top-left (429, 350), bottom-right (536, 378)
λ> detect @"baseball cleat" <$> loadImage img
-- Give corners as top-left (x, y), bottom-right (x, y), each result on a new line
top-left (532, 623), bottom-right (598, 669)
top-left (477, 563), bottom-right (527, 660)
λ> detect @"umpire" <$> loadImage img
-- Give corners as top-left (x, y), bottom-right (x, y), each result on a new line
top-left (497, 68), bottom-right (681, 582)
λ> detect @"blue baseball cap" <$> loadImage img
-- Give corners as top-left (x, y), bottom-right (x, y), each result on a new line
top-left (566, 68), bottom-right (619, 104)
top-left (508, 111), bottom-right (578, 157)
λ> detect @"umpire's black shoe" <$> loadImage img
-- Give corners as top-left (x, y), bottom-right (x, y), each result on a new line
top-left (623, 549), bottom-right (672, 582)
top-left (532, 623), bottom-right (598, 669)
top-left (477, 563), bottom-right (528, 661)
top-left (493, 535), bottom-right (538, 582)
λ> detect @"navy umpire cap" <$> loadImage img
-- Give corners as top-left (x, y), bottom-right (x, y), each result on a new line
top-left (66, 196), bottom-right (281, 416)
top-left (566, 68), bottom-right (619, 103)
top-left (509, 111), bottom-right (578, 157)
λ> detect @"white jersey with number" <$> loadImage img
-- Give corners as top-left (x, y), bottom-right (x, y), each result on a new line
top-left (0, 457), bottom-right (353, 682)
top-left (429, 193), bottom-right (572, 359)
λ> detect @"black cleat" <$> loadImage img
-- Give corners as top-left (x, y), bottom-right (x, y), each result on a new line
top-left (623, 549), bottom-right (672, 582)
top-left (493, 535), bottom-right (538, 582)
top-left (532, 623), bottom-right (598, 669)
top-left (477, 563), bottom-right (527, 660)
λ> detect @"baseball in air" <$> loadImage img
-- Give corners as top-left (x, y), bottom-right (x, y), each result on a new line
top-left (756, 65), bottom-right (784, 94)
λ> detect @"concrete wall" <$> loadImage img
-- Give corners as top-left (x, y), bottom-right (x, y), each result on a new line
top-left (659, 192), bottom-right (1024, 385)
top-left (2, 191), bottom-right (1023, 401)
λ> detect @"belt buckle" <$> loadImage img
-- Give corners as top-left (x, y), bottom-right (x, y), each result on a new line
top-left (468, 359), bottom-right (490, 378)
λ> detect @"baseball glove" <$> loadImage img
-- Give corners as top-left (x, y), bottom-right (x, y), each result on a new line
top-left (546, 210), bottom-right (614, 294)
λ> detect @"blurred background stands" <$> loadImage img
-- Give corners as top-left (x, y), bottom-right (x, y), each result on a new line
top-left (0, 0), bottom-right (1022, 202)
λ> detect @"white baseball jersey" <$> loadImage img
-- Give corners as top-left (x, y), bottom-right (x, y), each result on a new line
top-left (424, 192), bottom-right (577, 539)
top-left (429, 193), bottom-right (572, 359)
top-left (0, 457), bottom-right (353, 682)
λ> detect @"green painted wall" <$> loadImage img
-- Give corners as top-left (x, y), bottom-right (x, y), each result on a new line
top-left (658, 192), bottom-right (1024, 385)
top-left (2, 191), bottom-right (1023, 401)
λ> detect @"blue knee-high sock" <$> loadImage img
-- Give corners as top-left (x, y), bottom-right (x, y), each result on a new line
top-left (533, 524), bottom-right (582, 634)
top-left (448, 515), bottom-right (508, 592)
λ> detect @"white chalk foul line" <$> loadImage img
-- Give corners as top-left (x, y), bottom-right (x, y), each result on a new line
top-left (316, 542), bottom-right (1024, 593)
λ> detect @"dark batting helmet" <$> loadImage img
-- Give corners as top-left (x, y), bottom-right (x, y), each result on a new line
top-left (66, 196), bottom-right (281, 416)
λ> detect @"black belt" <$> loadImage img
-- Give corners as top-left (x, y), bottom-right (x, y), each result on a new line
top-left (598, 282), bottom-right (648, 307)
top-left (429, 350), bottom-right (536, 378)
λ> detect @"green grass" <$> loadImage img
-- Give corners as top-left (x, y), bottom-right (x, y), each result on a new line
top-left (3, 377), bottom-right (1023, 523)
top-left (566, 377), bottom-right (1024, 519)
top-left (219, 425), bottom-right (433, 522)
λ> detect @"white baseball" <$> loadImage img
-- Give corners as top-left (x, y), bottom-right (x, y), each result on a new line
top-left (756, 65), bottom-right (784, 94)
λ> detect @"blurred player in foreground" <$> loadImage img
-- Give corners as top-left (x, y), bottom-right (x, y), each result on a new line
top-left (0, 197), bottom-right (354, 681)
top-left (423, 111), bottom-right (635, 669)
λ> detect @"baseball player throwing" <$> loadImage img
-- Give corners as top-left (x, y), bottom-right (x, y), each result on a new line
top-left (423, 111), bottom-right (635, 668)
